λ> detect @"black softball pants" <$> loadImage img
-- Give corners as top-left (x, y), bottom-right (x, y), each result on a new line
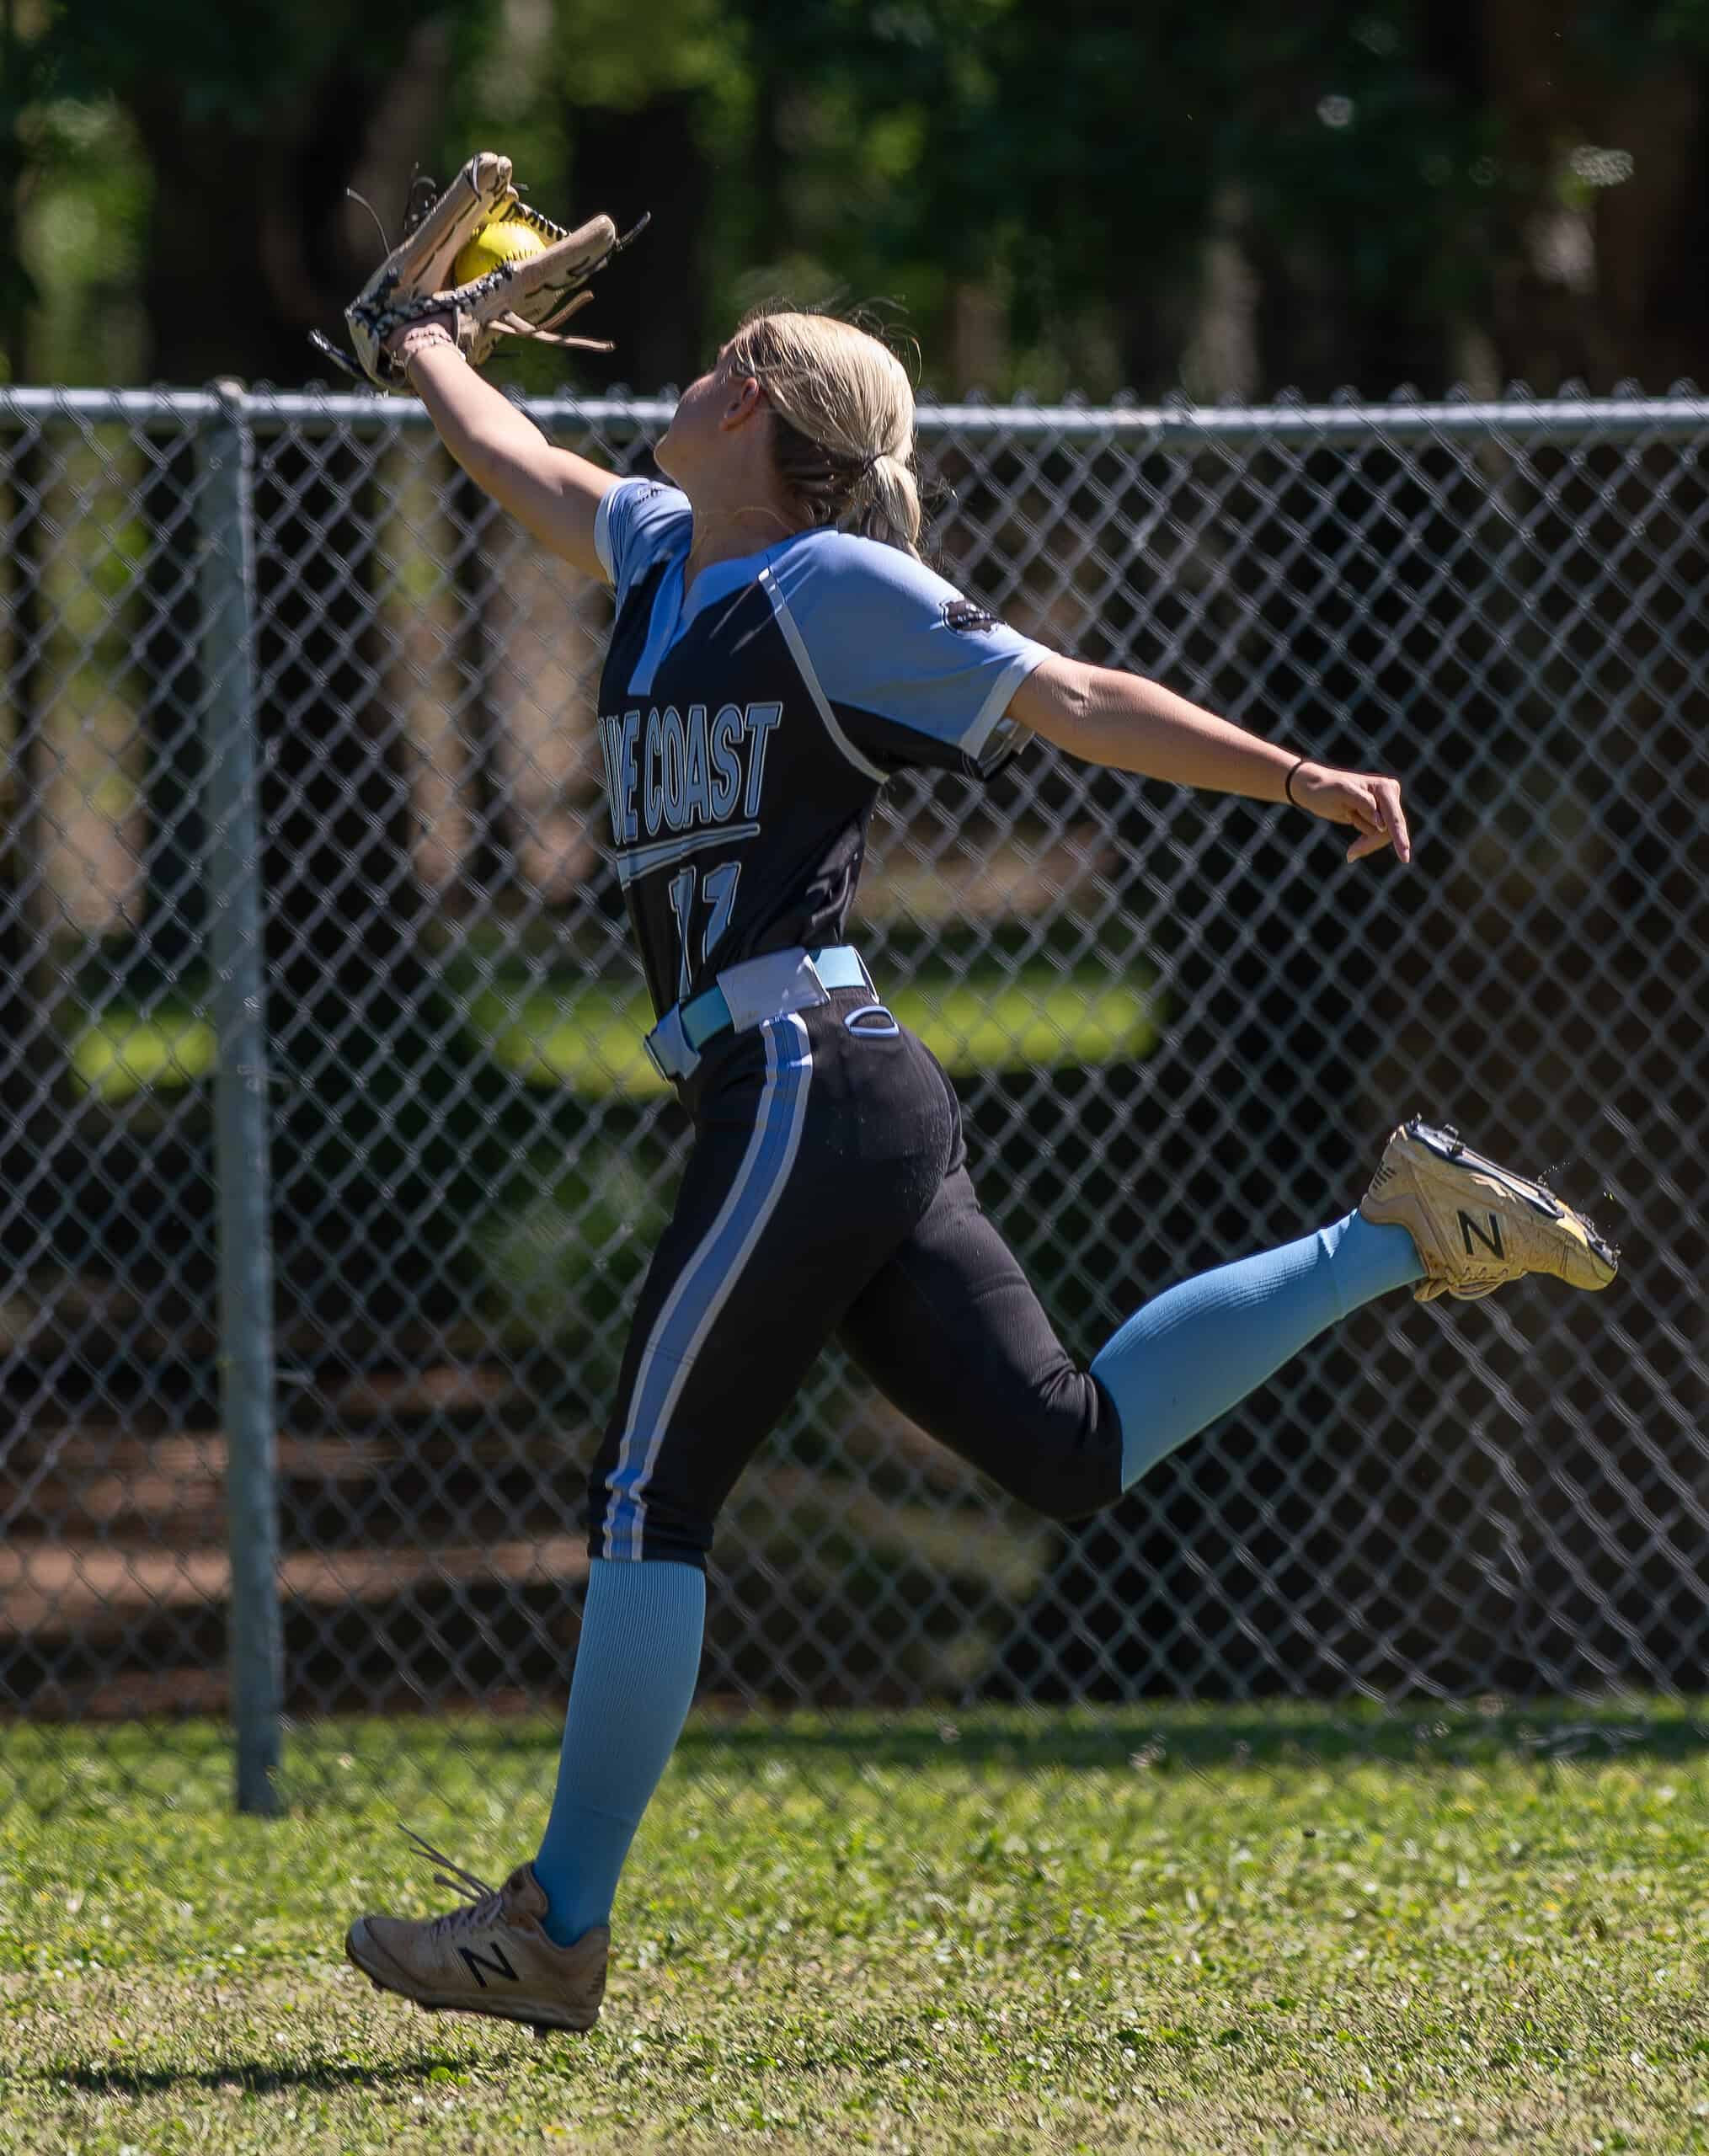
top-left (585, 987), bottom-right (1124, 1569)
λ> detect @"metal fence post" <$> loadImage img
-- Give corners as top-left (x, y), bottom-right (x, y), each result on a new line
top-left (197, 379), bottom-right (284, 1816)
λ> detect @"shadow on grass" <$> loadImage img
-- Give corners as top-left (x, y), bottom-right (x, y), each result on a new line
top-left (51, 2052), bottom-right (502, 2099)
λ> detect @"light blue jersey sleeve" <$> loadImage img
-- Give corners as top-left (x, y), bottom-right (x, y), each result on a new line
top-left (594, 478), bottom-right (692, 612)
top-left (761, 531), bottom-right (1052, 779)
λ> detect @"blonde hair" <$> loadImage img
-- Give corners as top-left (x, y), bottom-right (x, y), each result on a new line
top-left (724, 308), bottom-right (923, 559)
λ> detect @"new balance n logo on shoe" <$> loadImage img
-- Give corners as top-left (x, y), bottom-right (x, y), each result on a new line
top-left (458, 1941), bottom-right (519, 1988)
top-left (1459, 1210), bottom-right (1504, 1261)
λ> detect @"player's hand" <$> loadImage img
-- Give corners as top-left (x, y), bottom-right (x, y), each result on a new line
top-left (1292, 763), bottom-right (1411, 866)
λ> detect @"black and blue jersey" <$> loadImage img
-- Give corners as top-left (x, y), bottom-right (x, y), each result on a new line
top-left (593, 478), bottom-right (1050, 1016)
top-left (582, 478), bottom-right (1120, 1572)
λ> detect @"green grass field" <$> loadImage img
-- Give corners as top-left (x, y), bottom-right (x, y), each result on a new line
top-left (5, 1705), bottom-right (1708, 2153)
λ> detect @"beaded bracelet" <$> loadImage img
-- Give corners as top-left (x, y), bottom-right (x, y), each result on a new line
top-left (397, 322), bottom-right (457, 371)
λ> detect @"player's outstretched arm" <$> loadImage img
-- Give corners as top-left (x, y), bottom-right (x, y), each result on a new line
top-left (1009, 652), bottom-right (1411, 866)
top-left (398, 339), bottom-right (617, 582)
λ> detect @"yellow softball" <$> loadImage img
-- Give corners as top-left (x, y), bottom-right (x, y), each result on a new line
top-left (451, 217), bottom-right (547, 286)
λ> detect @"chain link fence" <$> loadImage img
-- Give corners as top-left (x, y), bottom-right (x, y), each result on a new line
top-left (3, 382), bottom-right (1706, 1811)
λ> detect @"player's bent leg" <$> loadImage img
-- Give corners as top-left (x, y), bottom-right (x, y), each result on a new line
top-left (345, 1829), bottom-right (609, 2036)
top-left (841, 1114), bottom-right (1617, 1517)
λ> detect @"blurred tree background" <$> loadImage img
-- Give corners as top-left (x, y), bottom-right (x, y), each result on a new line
top-left (3, 0), bottom-right (1706, 399)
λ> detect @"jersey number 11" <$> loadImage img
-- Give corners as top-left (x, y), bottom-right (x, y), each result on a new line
top-left (667, 860), bottom-right (742, 1001)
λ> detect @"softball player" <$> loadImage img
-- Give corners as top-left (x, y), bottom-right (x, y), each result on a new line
top-left (345, 308), bottom-right (1616, 2035)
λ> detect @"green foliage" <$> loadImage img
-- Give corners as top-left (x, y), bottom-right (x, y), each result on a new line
top-left (7, 1705), bottom-right (1709, 2151)
top-left (550, 0), bottom-right (737, 107)
top-left (18, 115), bottom-right (144, 382)
top-left (1589, 0), bottom-right (1709, 66)
top-left (39, 0), bottom-right (448, 122)
top-left (6, 0), bottom-right (1705, 392)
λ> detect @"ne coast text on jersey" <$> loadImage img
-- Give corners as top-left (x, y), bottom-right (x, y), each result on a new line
top-left (595, 700), bottom-right (782, 859)
top-left (594, 478), bottom-right (1052, 1014)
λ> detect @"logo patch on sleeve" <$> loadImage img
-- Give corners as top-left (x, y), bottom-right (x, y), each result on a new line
top-left (942, 598), bottom-right (998, 635)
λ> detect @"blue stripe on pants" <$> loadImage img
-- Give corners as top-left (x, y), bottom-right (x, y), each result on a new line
top-left (602, 1016), bottom-right (813, 1561)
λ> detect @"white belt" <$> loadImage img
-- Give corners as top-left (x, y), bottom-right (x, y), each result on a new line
top-left (644, 944), bottom-right (874, 1083)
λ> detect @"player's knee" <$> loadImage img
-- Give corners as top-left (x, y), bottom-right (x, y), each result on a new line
top-left (991, 1435), bottom-right (1123, 1523)
top-left (1001, 1381), bottom-right (1125, 1523)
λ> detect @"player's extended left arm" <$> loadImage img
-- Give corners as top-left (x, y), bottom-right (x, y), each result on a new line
top-left (1009, 653), bottom-right (1411, 867)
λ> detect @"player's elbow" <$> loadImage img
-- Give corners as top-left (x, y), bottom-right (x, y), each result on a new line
top-left (1009, 654), bottom-right (1098, 757)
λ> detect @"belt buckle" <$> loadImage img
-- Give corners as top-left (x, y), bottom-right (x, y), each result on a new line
top-left (644, 1003), bottom-right (697, 1084)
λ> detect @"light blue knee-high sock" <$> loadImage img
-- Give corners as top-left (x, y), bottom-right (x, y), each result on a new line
top-left (533, 1556), bottom-right (705, 1946)
top-left (1092, 1209), bottom-right (1423, 1490)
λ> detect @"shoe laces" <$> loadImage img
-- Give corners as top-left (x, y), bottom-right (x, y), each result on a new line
top-left (400, 1824), bottom-right (507, 1940)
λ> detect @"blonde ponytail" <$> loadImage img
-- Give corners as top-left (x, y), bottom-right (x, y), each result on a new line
top-left (863, 449), bottom-right (923, 557)
top-left (724, 308), bottom-right (923, 558)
